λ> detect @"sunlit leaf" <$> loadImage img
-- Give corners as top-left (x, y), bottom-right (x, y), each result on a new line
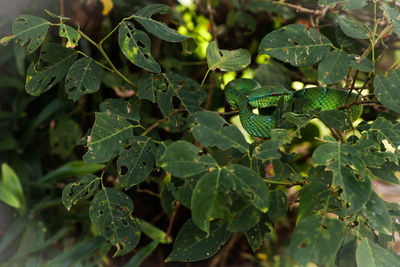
top-left (59, 24), bottom-right (80, 48)
top-left (206, 41), bottom-right (251, 71)
top-left (0, 163), bottom-right (25, 211)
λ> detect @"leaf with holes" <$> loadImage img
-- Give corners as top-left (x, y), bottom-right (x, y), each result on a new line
top-left (165, 219), bottom-right (231, 262)
top-left (89, 188), bottom-right (141, 257)
top-left (253, 139), bottom-right (284, 160)
top-left (245, 214), bottom-right (271, 252)
top-left (369, 116), bottom-right (400, 151)
top-left (356, 238), bottom-right (400, 267)
top-left (62, 174), bottom-right (100, 211)
top-left (83, 112), bottom-right (134, 163)
top-left (297, 182), bottom-right (329, 221)
top-left (312, 141), bottom-right (371, 213)
top-left (318, 49), bottom-right (349, 84)
top-left (164, 74), bottom-right (207, 113)
top-left (374, 70), bottom-right (400, 113)
top-left (338, 16), bottom-right (369, 39)
top-left (320, 110), bottom-right (352, 130)
top-left (99, 98), bottom-right (141, 121)
top-left (118, 21), bottom-right (160, 73)
top-left (25, 43), bottom-right (77, 96)
top-left (137, 73), bottom-right (165, 102)
top-left (59, 24), bottom-right (80, 48)
top-left (190, 111), bottom-right (248, 153)
top-left (289, 214), bottom-right (345, 266)
top-left (65, 57), bottom-right (101, 101)
top-left (9, 15), bottom-right (50, 53)
top-left (117, 136), bottom-right (155, 189)
top-left (206, 41), bottom-right (251, 71)
top-left (133, 4), bottom-right (189, 42)
top-left (259, 24), bottom-right (331, 67)
top-left (157, 140), bottom-right (218, 178)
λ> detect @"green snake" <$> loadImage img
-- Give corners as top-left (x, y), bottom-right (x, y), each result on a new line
top-left (225, 78), bottom-right (363, 138)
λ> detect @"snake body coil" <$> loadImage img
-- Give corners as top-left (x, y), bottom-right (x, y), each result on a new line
top-left (225, 79), bottom-right (363, 138)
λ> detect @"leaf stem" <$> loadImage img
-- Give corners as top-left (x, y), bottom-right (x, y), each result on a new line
top-left (263, 179), bottom-right (303, 187)
top-left (201, 69), bottom-right (211, 88)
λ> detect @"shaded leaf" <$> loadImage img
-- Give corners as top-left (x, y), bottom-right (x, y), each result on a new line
top-left (118, 21), bottom-right (160, 73)
top-left (38, 161), bottom-right (104, 183)
top-left (0, 213), bottom-right (28, 254)
top-left (259, 24), bottom-right (331, 67)
top-left (254, 60), bottom-right (292, 88)
top-left (49, 118), bottom-right (81, 159)
top-left (191, 111), bottom-right (248, 153)
top-left (349, 54), bottom-right (374, 72)
top-left (59, 24), bottom-right (80, 48)
top-left (122, 240), bottom-right (159, 267)
top-left (298, 182), bottom-right (329, 221)
top-left (289, 214), bottom-right (345, 266)
top-left (253, 139), bottom-right (283, 160)
top-left (362, 191), bottom-right (392, 234)
top-left (370, 162), bottom-right (400, 184)
top-left (117, 136), bottom-right (155, 189)
top-left (338, 16), bottom-right (369, 39)
top-left (374, 70), bottom-right (400, 113)
top-left (62, 174), bottom-right (100, 211)
top-left (140, 220), bottom-right (172, 244)
top-left (100, 98), bottom-right (141, 121)
top-left (267, 189), bottom-right (287, 222)
top-left (245, 213), bottom-right (270, 252)
top-left (65, 57), bottom-right (101, 101)
top-left (320, 110), bottom-right (352, 130)
top-left (137, 73), bottom-right (164, 102)
top-left (89, 188), bottom-right (141, 257)
top-left (356, 238), bottom-right (400, 267)
top-left (133, 4), bottom-right (189, 42)
top-left (206, 41), bottom-right (251, 71)
top-left (158, 140), bottom-right (218, 178)
top-left (165, 219), bottom-right (231, 262)
top-left (83, 112), bottom-right (134, 163)
top-left (11, 15), bottom-right (50, 53)
top-left (369, 116), bottom-right (400, 151)
top-left (318, 49), bottom-right (349, 84)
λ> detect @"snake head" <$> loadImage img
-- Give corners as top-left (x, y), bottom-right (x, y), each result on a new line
top-left (225, 78), bottom-right (261, 110)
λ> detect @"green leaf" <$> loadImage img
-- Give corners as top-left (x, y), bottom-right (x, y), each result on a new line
top-left (298, 182), bottom-right (329, 221)
top-left (165, 219), bottom-right (231, 262)
top-left (59, 24), bottom-right (80, 48)
top-left (11, 15), bottom-right (50, 53)
top-left (164, 74), bottom-right (207, 113)
top-left (312, 141), bottom-right (371, 213)
top-left (268, 189), bottom-right (287, 222)
top-left (62, 174), bottom-right (100, 211)
top-left (320, 110), bottom-right (352, 130)
top-left (65, 57), bottom-right (101, 101)
top-left (137, 73), bottom-right (160, 102)
top-left (100, 98), bottom-right (141, 121)
top-left (38, 161), bottom-right (104, 183)
top-left (369, 117), bottom-right (400, 151)
top-left (0, 213), bottom-right (28, 254)
top-left (0, 163), bottom-right (25, 211)
top-left (89, 188), bottom-right (141, 257)
top-left (182, 38), bottom-right (197, 54)
top-left (253, 139), bottom-right (283, 160)
top-left (133, 4), bottom-right (189, 42)
top-left (254, 60), bottom-right (292, 88)
top-left (122, 240), bottom-right (159, 267)
top-left (356, 238), bottom-right (400, 267)
top-left (245, 214), bottom-right (270, 252)
top-left (158, 140), bottom-right (218, 178)
top-left (49, 119), bottom-right (81, 159)
top-left (26, 43), bottom-right (77, 96)
top-left (191, 111), bottom-right (249, 153)
top-left (338, 16), bottom-right (369, 39)
top-left (140, 220), bottom-right (172, 244)
top-left (289, 214), bottom-right (345, 266)
top-left (349, 54), bottom-right (374, 72)
top-left (259, 24), bottom-right (332, 67)
top-left (117, 136), bottom-right (155, 189)
top-left (83, 112), bottom-right (134, 163)
top-left (374, 70), bottom-right (400, 113)
top-left (206, 41), bottom-right (251, 71)
top-left (118, 21), bottom-right (160, 73)
top-left (362, 191), bottom-right (392, 234)
top-left (370, 162), bottom-right (400, 184)
top-left (318, 49), bottom-right (349, 84)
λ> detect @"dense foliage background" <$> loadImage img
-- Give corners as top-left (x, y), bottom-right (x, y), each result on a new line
top-left (2, 0), bottom-right (400, 266)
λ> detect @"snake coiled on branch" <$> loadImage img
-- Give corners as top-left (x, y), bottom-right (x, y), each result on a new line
top-left (225, 79), bottom-right (363, 138)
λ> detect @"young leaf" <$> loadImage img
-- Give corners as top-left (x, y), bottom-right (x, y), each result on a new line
top-left (318, 49), bottom-right (349, 84)
top-left (356, 238), bottom-right (400, 267)
top-left (65, 57), bottom-right (101, 101)
top-left (0, 163), bottom-right (25, 211)
top-left (118, 21), bottom-right (160, 73)
top-left (89, 188), bottom-right (141, 257)
top-left (190, 111), bottom-right (249, 153)
top-left (259, 24), bottom-right (331, 67)
top-left (59, 24), bottom-right (80, 48)
top-left (83, 112), bottom-right (134, 163)
top-left (289, 214), bottom-right (345, 266)
top-left (133, 4), bottom-right (189, 42)
top-left (165, 219), bottom-right (231, 262)
top-left (10, 15), bottom-right (50, 53)
top-left (26, 43), bottom-right (78, 96)
top-left (338, 16), bottom-right (369, 39)
top-left (62, 174), bottom-right (100, 211)
top-left (362, 191), bottom-right (393, 234)
top-left (374, 70), bottom-right (400, 113)
top-left (117, 136), bottom-right (155, 189)
top-left (158, 140), bottom-right (218, 178)
top-left (206, 41), bottom-right (251, 71)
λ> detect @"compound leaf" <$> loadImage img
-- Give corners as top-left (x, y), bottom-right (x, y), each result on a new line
top-left (62, 174), bottom-right (100, 211)
top-left (89, 188), bottom-right (141, 257)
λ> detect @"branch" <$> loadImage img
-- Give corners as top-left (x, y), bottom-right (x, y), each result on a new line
top-left (272, 1), bottom-right (324, 15)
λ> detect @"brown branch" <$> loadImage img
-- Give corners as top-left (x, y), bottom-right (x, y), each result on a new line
top-left (165, 201), bottom-right (180, 242)
top-left (206, 0), bottom-right (218, 45)
top-left (209, 233), bottom-right (242, 267)
top-left (141, 109), bottom-right (187, 136)
top-left (272, 1), bottom-right (324, 15)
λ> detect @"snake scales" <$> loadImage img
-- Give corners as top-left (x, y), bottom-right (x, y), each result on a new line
top-left (225, 78), bottom-right (363, 138)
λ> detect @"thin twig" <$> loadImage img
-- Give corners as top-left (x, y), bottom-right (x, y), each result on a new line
top-left (272, 1), bottom-right (324, 15)
top-left (141, 109), bottom-right (187, 136)
top-left (206, 0), bottom-right (218, 45)
top-left (165, 201), bottom-right (180, 242)
top-left (263, 179), bottom-right (304, 188)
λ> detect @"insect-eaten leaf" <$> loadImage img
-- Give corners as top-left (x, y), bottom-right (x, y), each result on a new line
top-left (89, 188), bottom-right (141, 257)
top-left (59, 24), bottom-right (80, 48)
top-left (62, 174), bottom-right (100, 211)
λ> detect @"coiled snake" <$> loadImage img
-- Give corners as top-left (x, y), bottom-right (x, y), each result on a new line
top-left (225, 79), bottom-right (363, 138)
